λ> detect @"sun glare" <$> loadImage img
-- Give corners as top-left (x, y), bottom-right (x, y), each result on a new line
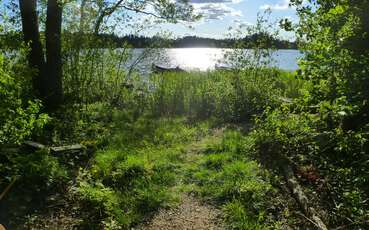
top-left (169, 48), bottom-right (224, 71)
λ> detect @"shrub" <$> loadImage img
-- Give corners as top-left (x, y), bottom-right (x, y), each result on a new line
top-left (0, 54), bottom-right (48, 146)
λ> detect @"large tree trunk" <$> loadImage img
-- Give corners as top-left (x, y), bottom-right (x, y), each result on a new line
top-left (19, 0), bottom-right (63, 111)
top-left (18, 0), bottom-right (46, 98)
top-left (45, 0), bottom-right (63, 110)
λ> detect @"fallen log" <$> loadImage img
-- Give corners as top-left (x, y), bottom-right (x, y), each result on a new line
top-left (23, 141), bottom-right (86, 154)
top-left (50, 144), bottom-right (86, 153)
top-left (23, 141), bottom-right (47, 151)
top-left (282, 164), bottom-right (328, 230)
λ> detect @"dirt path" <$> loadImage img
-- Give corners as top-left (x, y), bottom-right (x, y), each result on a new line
top-left (137, 194), bottom-right (224, 230)
top-left (137, 129), bottom-right (226, 230)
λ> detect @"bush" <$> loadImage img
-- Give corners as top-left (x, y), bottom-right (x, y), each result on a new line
top-left (0, 54), bottom-right (48, 146)
top-left (248, 102), bottom-right (369, 227)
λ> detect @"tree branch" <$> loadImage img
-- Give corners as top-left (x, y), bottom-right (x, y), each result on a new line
top-left (94, 0), bottom-right (175, 35)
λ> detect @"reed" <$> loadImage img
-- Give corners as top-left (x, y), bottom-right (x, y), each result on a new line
top-left (146, 68), bottom-right (300, 122)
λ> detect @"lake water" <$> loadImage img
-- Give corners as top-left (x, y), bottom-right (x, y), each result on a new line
top-left (128, 48), bottom-right (302, 75)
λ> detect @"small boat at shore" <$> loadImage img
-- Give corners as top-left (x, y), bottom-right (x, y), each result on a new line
top-left (152, 64), bottom-right (186, 73)
top-left (215, 64), bottom-right (234, 71)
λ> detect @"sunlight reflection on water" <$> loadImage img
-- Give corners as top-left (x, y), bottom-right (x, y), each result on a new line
top-left (128, 48), bottom-right (302, 75)
top-left (168, 48), bottom-right (225, 71)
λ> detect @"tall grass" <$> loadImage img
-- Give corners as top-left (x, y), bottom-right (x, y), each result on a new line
top-left (147, 68), bottom-right (302, 122)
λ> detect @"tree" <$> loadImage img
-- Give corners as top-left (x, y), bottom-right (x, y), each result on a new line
top-left (92, 0), bottom-right (198, 35)
top-left (18, 0), bottom-right (198, 111)
top-left (18, 0), bottom-right (46, 102)
top-left (45, 0), bottom-right (63, 109)
top-left (286, 0), bottom-right (369, 226)
top-left (290, 0), bottom-right (369, 129)
top-left (19, 0), bottom-right (63, 111)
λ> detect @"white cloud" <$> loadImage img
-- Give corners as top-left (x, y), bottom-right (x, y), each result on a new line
top-left (175, 0), bottom-right (244, 20)
top-left (260, 0), bottom-right (291, 11)
top-left (193, 3), bottom-right (242, 20)
top-left (187, 0), bottom-right (243, 3)
top-left (232, 19), bottom-right (252, 26)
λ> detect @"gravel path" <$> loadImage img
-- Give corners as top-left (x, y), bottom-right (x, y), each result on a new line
top-left (137, 194), bottom-right (224, 230)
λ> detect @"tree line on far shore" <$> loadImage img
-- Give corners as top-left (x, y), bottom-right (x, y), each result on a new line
top-left (1, 33), bottom-right (298, 49)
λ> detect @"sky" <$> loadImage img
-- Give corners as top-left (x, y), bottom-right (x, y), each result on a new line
top-left (129, 0), bottom-right (299, 40)
top-left (0, 0), bottom-right (299, 40)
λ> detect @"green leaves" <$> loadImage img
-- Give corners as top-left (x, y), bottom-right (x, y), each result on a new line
top-left (0, 53), bottom-right (48, 146)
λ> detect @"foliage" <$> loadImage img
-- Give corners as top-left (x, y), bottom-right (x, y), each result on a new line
top-left (242, 1), bottom-right (369, 227)
top-left (0, 52), bottom-right (48, 146)
top-left (7, 0), bottom-right (369, 228)
top-left (225, 9), bottom-right (280, 70)
top-left (148, 69), bottom-right (289, 122)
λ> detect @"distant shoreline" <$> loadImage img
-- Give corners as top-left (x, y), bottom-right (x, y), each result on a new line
top-left (99, 34), bottom-right (298, 49)
top-left (0, 33), bottom-right (298, 50)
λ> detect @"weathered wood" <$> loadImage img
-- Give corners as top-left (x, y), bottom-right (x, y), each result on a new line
top-left (23, 141), bottom-right (86, 154)
top-left (23, 141), bottom-right (47, 150)
top-left (282, 164), bottom-right (328, 230)
top-left (50, 144), bottom-right (86, 153)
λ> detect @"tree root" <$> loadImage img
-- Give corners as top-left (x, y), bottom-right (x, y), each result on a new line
top-left (282, 164), bottom-right (328, 230)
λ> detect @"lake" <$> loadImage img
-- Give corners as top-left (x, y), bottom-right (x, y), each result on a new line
top-left (127, 48), bottom-right (302, 75)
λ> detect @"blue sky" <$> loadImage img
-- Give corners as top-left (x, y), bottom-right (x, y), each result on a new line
top-left (0, 0), bottom-right (299, 39)
top-left (129, 0), bottom-right (299, 39)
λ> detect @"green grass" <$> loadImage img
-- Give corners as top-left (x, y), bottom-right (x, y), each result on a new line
top-left (71, 115), bottom-right (283, 229)
top-left (67, 69), bottom-right (306, 229)
top-left (2, 69), bottom-right (306, 229)
top-left (72, 117), bottom-right (213, 229)
top-left (182, 129), bottom-right (280, 229)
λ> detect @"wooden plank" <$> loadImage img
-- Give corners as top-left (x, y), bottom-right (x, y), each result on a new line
top-left (23, 141), bottom-right (86, 154)
top-left (23, 141), bottom-right (46, 150)
top-left (50, 144), bottom-right (85, 153)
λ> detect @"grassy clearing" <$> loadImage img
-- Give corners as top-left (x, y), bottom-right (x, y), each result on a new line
top-left (72, 68), bottom-right (304, 229)
top-left (73, 69), bottom-right (305, 229)
top-left (71, 117), bottom-right (213, 229)
top-left (2, 69), bottom-right (307, 229)
top-left (75, 122), bottom-right (287, 229)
